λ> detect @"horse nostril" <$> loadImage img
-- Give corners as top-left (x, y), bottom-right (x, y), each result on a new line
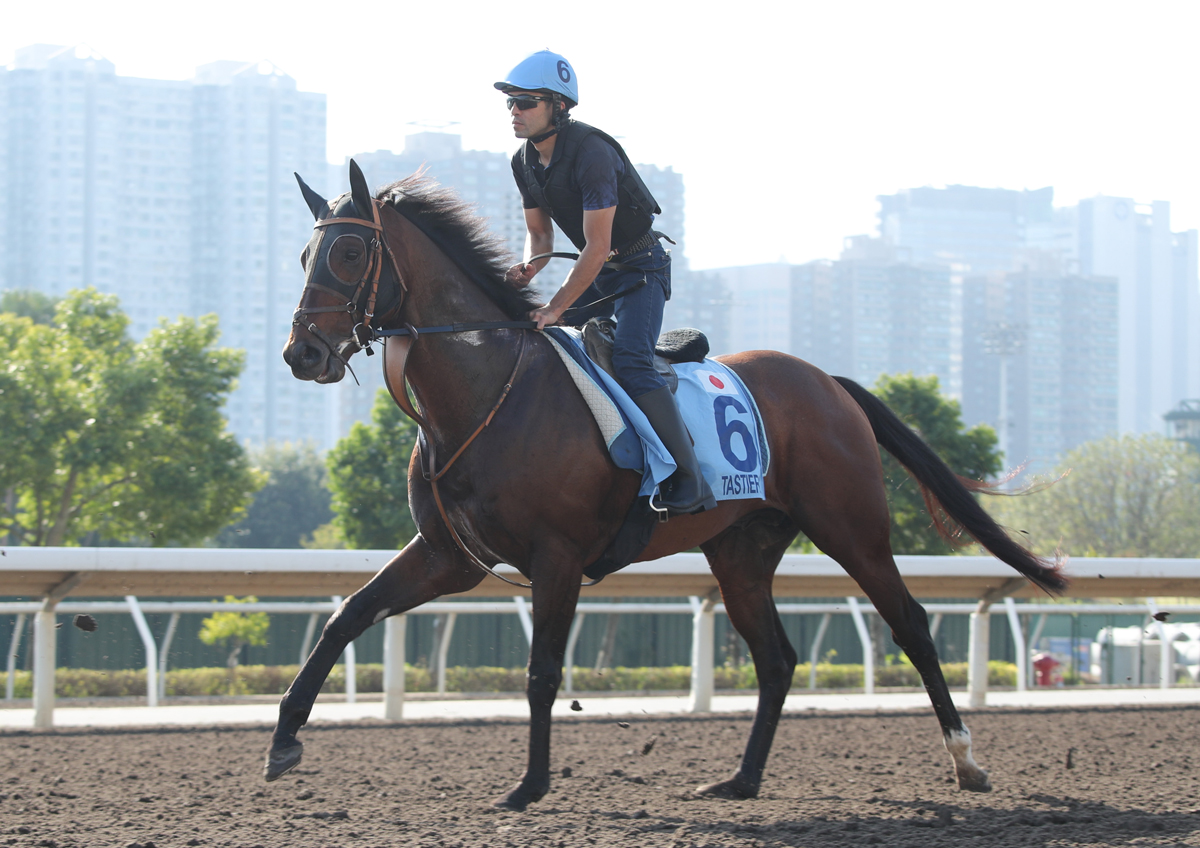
top-left (284, 342), bottom-right (324, 371)
top-left (299, 343), bottom-right (323, 368)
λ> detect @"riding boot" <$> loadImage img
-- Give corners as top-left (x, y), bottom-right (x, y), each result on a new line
top-left (633, 386), bottom-right (718, 516)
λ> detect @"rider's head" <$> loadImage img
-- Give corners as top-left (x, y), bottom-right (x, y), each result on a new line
top-left (495, 50), bottom-right (577, 143)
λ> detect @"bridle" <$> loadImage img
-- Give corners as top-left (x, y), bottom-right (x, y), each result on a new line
top-left (292, 194), bottom-right (408, 382)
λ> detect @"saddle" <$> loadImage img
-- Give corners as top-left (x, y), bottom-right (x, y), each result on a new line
top-left (580, 319), bottom-right (710, 395)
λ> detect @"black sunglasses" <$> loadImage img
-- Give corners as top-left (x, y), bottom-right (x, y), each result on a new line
top-left (506, 95), bottom-right (552, 111)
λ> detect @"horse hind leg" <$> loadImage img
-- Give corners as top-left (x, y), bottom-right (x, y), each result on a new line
top-left (823, 538), bottom-right (991, 792)
top-left (694, 511), bottom-right (798, 799)
top-left (881, 587), bottom-right (991, 791)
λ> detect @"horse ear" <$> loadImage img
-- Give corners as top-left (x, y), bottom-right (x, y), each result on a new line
top-left (295, 173), bottom-right (328, 220)
top-left (348, 159), bottom-right (374, 219)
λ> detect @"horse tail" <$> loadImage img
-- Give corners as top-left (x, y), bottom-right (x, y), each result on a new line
top-left (831, 375), bottom-right (1068, 595)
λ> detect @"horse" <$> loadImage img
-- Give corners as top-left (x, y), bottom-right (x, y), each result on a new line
top-left (272, 160), bottom-right (1066, 811)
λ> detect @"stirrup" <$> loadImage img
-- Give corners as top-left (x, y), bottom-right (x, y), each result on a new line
top-left (649, 489), bottom-right (670, 523)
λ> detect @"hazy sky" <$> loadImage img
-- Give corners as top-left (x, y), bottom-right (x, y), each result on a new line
top-left (5, 0), bottom-right (1198, 269)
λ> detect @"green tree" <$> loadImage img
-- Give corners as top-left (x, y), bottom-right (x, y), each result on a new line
top-left (988, 434), bottom-right (1200, 558)
top-left (872, 373), bottom-right (1002, 554)
top-left (218, 442), bottom-right (332, 548)
top-left (0, 288), bottom-right (263, 546)
top-left (198, 596), bottom-right (270, 690)
top-left (327, 388), bottom-right (419, 549)
top-left (0, 290), bottom-right (58, 325)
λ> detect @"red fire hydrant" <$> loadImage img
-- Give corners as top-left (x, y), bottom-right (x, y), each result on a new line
top-left (1032, 653), bottom-right (1062, 687)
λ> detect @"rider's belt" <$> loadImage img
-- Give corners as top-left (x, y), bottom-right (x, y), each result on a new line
top-left (613, 231), bottom-right (659, 257)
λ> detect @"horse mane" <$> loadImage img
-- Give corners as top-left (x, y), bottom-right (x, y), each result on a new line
top-left (377, 174), bottom-right (542, 320)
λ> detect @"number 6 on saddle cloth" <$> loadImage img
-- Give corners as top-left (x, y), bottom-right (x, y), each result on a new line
top-left (542, 322), bottom-right (771, 575)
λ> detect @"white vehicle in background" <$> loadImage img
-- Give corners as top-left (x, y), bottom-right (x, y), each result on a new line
top-left (1091, 622), bottom-right (1200, 686)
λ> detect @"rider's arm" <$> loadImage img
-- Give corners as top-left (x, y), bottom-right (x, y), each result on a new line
top-left (506, 207), bottom-right (554, 287)
top-left (530, 205), bottom-right (615, 330)
top-left (523, 207), bottom-right (555, 272)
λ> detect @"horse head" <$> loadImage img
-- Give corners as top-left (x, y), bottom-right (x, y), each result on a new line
top-left (283, 160), bottom-right (404, 383)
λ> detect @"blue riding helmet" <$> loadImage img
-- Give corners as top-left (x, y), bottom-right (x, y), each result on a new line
top-left (494, 50), bottom-right (579, 107)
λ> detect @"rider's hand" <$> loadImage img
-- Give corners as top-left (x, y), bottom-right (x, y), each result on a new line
top-left (529, 304), bottom-right (563, 331)
top-left (505, 262), bottom-right (536, 288)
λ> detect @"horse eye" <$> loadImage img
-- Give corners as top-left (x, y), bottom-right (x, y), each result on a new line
top-left (346, 251), bottom-right (360, 261)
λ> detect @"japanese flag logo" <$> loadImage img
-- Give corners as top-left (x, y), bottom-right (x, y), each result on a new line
top-left (696, 370), bottom-right (739, 395)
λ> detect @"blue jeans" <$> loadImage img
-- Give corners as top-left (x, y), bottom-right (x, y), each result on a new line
top-left (567, 243), bottom-right (671, 399)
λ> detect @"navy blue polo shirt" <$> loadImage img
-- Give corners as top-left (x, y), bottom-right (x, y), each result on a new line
top-left (514, 133), bottom-right (624, 212)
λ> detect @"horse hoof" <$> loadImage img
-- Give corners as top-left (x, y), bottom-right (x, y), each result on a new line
top-left (263, 741), bottom-right (304, 783)
top-left (956, 768), bottom-right (992, 793)
top-left (694, 775), bottom-right (758, 799)
top-left (492, 781), bottom-right (546, 812)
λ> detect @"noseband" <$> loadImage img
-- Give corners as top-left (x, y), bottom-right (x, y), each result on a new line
top-left (292, 196), bottom-right (408, 378)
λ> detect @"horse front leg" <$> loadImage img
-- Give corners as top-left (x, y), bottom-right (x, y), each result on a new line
top-left (493, 556), bottom-right (583, 811)
top-left (264, 534), bottom-right (480, 781)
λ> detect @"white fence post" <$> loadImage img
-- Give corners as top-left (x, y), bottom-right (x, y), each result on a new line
top-left (513, 597), bottom-right (533, 644)
top-left (32, 573), bottom-right (85, 728)
top-left (688, 595), bottom-right (716, 713)
top-left (808, 612), bottom-right (832, 690)
top-left (6, 613), bottom-right (26, 701)
top-left (847, 598), bottom-right (874, 695)
top-left (564, 613), bottom-right (586, 693)
top-left (125, 596), bottom-right (158, 708)
top-left (968, 600), bottom-right (991, 707)
top-left (435, 612), bottom-right (457, 695)
top-left (383, 614), bottom-right (406, 720)
top-left (1028, 613), bottom-right (1047, 684)
top-left (158, 612), bottom-right (179, 703)
top-left (1146, 598), bottom-right (1172, 688)
top-left (32, 609), bottom-right (57, 727)
top-left (1004, 597), bottom-right (1027, 692)
top-left (299, 613), bottom-right (319, 666)
top-left (331, 596), bottom-right (355, 704)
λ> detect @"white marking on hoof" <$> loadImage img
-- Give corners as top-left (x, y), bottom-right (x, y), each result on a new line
top-left (944, 728), bottom-right (992, 792)
top-left (372, 608), bottom-right (391, 625)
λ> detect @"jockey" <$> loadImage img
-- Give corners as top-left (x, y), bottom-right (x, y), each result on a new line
top-left (497, 50), bottom-right (717, 517)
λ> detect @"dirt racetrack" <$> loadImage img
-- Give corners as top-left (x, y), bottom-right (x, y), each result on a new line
top-left (1, 704), bottom-right (1198, 847)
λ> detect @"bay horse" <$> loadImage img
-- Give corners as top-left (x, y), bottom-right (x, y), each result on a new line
top-left (273, 161), bottom-right (1066, 810)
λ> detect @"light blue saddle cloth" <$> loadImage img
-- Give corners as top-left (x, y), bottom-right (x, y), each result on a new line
top-left (544, 328), bottom-right (770, 501)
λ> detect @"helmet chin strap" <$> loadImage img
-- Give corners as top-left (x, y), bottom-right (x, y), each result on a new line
top-left (527, 96), bottom-right (566, 144)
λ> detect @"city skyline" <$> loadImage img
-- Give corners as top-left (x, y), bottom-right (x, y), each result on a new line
top-left (4, 0), bottom-right (1199, 270)
top-left (3, 38), bottom-right (1196, 468)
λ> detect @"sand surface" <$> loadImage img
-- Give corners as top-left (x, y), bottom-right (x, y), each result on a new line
top-left (2, 704), bottom-right (1198, 846)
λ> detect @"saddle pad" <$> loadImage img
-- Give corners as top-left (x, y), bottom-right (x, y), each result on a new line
top-left (544, 328), bottom-right (769, 501)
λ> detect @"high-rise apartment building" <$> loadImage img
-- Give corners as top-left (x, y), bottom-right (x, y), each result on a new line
top-left (702, 238), bottom-right (954, 392)
top-left (346, 132), bottom-right (527, 256)
top-left (961, 270), bottom-right (1118, 472)
top-left (792, 237), bottom-right (956, 392)
top-left (878, 185), bottom-right (1055, 274)
top-left (713, 263), bottom-right (796, 357)
top-left (1076, 197), bottom-right (1199, 433)
top-left (189, 60), bottom-right (329, 447)
top-left (0, 46), bottom-right (333, 448)
top-left (877, 184), bottom-right (1199, 436)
